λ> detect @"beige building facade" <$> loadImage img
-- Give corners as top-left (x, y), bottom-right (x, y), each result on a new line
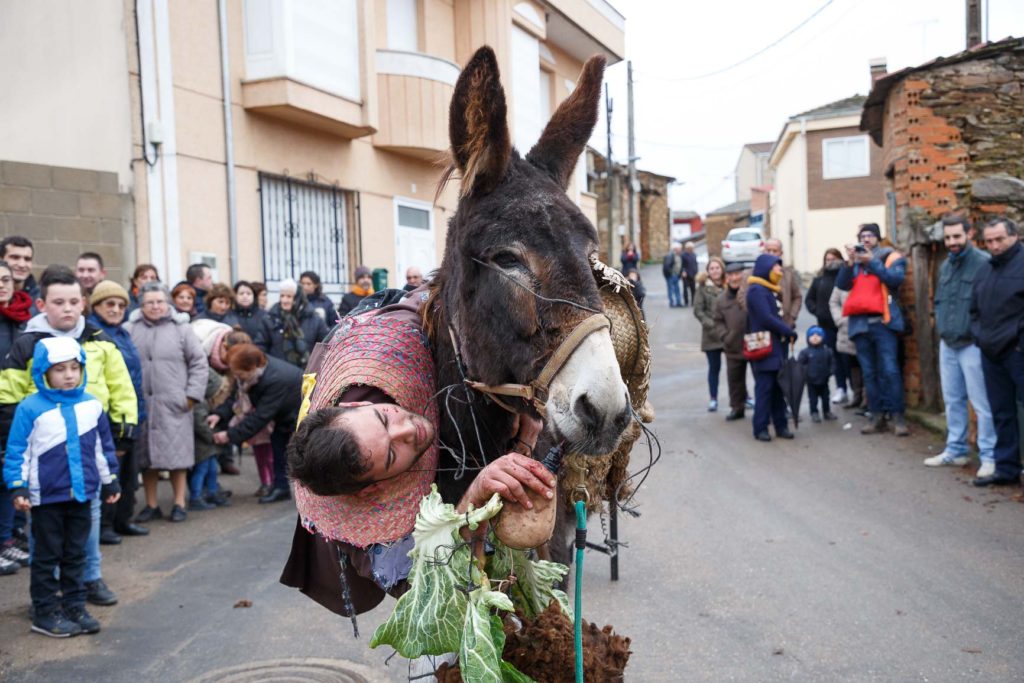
top-left (0, 0), bottom-right (624, 295)
top-left (768, 96), bottom-right (886, 274)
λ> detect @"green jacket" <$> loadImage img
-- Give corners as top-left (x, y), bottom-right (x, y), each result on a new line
top-left (935, 245), bottom-right (989, 348)
top-left (693, 275), bottom-right (724, 351)
top-left (0, 319), bottom-right (138, 443)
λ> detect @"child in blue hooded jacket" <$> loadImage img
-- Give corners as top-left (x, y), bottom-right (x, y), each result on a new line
top-left (799, 325), bottom-right (836, 423)
top-left (3, 337), bottom-right (120, 638)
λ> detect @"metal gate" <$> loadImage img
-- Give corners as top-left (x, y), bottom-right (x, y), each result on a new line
top-left (258, 173), bottom-right (349, 287)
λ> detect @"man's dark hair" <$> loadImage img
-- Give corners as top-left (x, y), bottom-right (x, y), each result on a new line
top-left (39, 264), bottom-right (83, 300)
top-left (77, 251), bottom-right (104, 269)
top-left (985, 216), bottom-right (1019, 236)
top-left (287, 407), bottom-right (369, 495)
top-left (0, 236), bottom-right (33, 259)
top-left (941, 213), bottom-right (971, 231)
top-left (186, 263), bottom-right (210, 285)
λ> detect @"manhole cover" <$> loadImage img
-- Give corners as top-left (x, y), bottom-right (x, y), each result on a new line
top-left (191, 658), bottom-right (389, 683)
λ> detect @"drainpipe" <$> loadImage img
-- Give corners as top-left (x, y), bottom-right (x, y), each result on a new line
top-left (799, 116), bottom-right (809, 272)
top-left (218, 0), bottom-right (239, 282)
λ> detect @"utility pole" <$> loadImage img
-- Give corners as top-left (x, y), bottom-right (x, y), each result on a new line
top-left (605, 83), bottom-right (615, 263)
top-left (626, 60), bottom-right (637, 247)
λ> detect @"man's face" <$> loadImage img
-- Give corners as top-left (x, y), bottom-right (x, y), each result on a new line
top-left (406, 269), bottom-right (423, 287)
top-left (859, 231), bottom-right (879, 251)
top-left (75, 258), bottom-right (106, 291)
top-left (38, 283), bottom-right (84, 332)
top-left (46, 359), bottom-right (82, 390)
top-left (3, 245), bottom-right (33, 284)
top-left (943, 224), bottom-right (971, 255)
top-left (339, 404), bottom-right (435, 484)
top-left (726, 270), bottom-right (744, 288)
top-left (94, 297), bottom-right (127, 327)
top-left (984, 224), bottom-right (1017, 257)
top-left (194, 267), bottom-right (213, 290)
top-left (764, 240), bottom-right (783, 258)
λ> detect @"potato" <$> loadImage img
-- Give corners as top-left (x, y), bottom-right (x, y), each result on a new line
top-left (494, 490), bottom-right (557, 550)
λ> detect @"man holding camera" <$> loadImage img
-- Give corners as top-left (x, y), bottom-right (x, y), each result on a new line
top-left (835, 223), bottom-right (909, 436)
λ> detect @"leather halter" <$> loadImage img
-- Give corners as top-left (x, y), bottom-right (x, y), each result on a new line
top-left (454, 313), bottom-right (611, 417)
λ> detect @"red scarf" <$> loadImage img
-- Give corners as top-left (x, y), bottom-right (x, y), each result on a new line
top-left (0, 290), bottom-right (34, 323)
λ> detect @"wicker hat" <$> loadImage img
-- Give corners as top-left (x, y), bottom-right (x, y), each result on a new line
top-left (90, 280), bottom-right (130, 307)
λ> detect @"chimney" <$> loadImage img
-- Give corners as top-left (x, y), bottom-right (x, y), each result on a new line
top-left (966, 0), bottom-right (983, 48)
top-left (869, 57), bottom-right (888, 85)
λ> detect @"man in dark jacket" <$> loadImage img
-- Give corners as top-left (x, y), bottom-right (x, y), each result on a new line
top-left (927, 214), bottom-right (995, 477)
top-left (714, 262), bottom-right (750, 420)
top-left (662, 244), bottom-right (683, 308)
top-left (681, 242), bottom-right (699, 306)
top-left (970, 217), bottom-right (1024, 487)
top-left (0, 236), bottom-right (39, 300)
top-left (835, 223), bottom-right (908, 436)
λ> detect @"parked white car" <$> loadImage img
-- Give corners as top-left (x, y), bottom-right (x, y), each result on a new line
top-left (721, 227), bottom-right (764, 265)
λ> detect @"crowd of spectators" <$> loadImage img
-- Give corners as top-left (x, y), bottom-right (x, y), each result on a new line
top-left (0, 234), bottom-right (418, 637)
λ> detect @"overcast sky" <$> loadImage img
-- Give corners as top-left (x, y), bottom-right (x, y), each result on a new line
top-left (588, 0), bottom-right (1024, 216)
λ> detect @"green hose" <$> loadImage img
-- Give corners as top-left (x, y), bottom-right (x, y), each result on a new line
top-left (574, 500), bottom-right (586, 683)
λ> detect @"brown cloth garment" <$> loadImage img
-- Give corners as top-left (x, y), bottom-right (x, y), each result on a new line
top-left (737, 265), bottom-right (803, 328)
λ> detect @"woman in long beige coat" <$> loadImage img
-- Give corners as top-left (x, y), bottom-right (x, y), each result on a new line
top-left (126, 283), bottom-right (209, 523)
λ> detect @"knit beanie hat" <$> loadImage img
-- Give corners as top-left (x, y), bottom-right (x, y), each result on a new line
top-left (858, 223), bottom-right (881, 240)
top-left (90, 280), bottom-right (130, 307)
top-left (190, 319), bottom-right (232, 358)
top-left (807, 325), bottom-right (825, 342)
top-left (354, 265), bottom-right (372, 279)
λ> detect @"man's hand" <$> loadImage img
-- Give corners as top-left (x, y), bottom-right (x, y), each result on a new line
top-left (458, 453), bottom-right (556, 513)
top-left (511, 413), bottom-right (544, 456)
top-left (206, 414), bottom-right (220, 429)
top-left (213, 431), bottom-right (230, 445)
top-left (856, 250), bottom-right (873, 266)
top-left (13, 496), bottom-right (30, 512)
top-left (844, 243), bottom-right (857, 261)
top-left (105, 492), bottom-right (121, 505)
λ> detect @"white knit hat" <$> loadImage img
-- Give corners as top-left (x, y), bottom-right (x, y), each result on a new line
top-left (190, 319), bottom-right (232, 358)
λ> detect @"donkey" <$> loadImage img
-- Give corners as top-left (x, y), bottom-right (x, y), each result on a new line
top-left (425, 46), bottom-right (631, 510)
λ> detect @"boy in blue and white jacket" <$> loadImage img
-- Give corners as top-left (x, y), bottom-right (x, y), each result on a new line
top-left (3, 337), bottom-right (120, 638)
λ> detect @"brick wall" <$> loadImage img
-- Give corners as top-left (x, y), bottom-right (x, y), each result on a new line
top-left (879, 47), bottom-right (1024, 410)
top-left (806, 126), bottom-right (887, 211)
top-left (638, 170), bottom-right (670, 263)
top-left (0, 161), bottom-right (131, 284)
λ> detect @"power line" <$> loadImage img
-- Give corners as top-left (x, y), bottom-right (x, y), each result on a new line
top-left (642, 0), bottom-right (839, 83)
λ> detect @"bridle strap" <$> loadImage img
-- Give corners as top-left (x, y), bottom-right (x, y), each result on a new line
top-left (460, 313), bottom-right (611, 417)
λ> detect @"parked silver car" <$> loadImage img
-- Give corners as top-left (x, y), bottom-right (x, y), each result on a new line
top-left (721, 227), bottom-right (764, 265)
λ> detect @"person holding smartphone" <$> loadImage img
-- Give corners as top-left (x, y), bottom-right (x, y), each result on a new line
top-left (835, 223), bottom-right (908, 436)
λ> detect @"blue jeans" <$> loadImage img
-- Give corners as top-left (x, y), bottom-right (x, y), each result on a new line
top-left (189, 458), bottom-right (219, 499)
top-left (665, 275), bottom-right (682, 307)
top-left (705, 350), bottom-right (722, 400)
top-left (980, 348), bottom-right (1024, 479)
top-left (853, 322), bottom-right (904, 414)
top-left (0, 485), bottom-right (13, 544)
top-left (940, 342), bottom-right (995, 464)
top-left (84, 497), bottom-right (102, 582)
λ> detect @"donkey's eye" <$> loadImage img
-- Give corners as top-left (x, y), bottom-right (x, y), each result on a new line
top-left (492, 252), bottom-right (522, 270)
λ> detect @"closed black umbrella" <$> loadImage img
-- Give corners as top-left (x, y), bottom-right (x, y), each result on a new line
top-left (778, 349), bottom-right (806, 429)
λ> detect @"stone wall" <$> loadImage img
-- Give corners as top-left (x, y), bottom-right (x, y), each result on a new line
top-left (0, 161), bottom-right (132, 284)
top-left (879, 46), bottom-right (1024, 410)
top-left (638, 170), bottom-right (671, 263)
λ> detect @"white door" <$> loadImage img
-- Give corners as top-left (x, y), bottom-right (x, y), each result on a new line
top-left (395, 198), bottom-right (435, 288)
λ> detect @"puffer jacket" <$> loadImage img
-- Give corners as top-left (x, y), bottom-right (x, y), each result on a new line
top-left (835, 246), bottom-right (906, 337)
top-left (233, 303), bottom-right (274, 351)
top-left (806, 266), bottom-right (840, 330)
top-left (3, 337), bottom-right (119, 506)
top-left (746, 254), bottom-right (796, 372)
top-left (828, 287), bottom-right (857, 355)
top-left (693, 273), bottom-right (724, 351)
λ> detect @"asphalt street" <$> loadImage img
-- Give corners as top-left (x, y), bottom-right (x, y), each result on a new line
top-left (2, 263), bottom-right (1023, 682)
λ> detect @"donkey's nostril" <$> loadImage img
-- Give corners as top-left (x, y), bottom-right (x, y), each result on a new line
top-left (612, 403), bottom-right (631, 433)
top-left (573, 393), bottom-right (600, 432)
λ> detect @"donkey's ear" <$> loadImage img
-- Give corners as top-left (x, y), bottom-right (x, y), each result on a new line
top-left (526, 55), bottom-right (606, 190)
top-left (449, 46), bottom-right (511, 197)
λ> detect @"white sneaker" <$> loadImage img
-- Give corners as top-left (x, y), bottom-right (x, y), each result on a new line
top-left (831, 388), bottom-right (847, 404)
top-left (708, 399), bottom-right (718, 412)
top-left (923, 452), bottom-right (969, 467)
top-left (976, 461), bottom-right (996, 478)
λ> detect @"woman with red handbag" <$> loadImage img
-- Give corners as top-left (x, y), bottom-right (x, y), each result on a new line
top-left (745, 254), bottom-right (797, 441)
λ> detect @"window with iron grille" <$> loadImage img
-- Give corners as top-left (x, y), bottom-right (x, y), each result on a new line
top-left (258, 173), bottom-right (353, 295)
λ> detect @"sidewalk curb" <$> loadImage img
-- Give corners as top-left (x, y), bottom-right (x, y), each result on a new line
top-left (906, 409), bottom-right (946, 436)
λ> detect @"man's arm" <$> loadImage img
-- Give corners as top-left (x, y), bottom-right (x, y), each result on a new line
top-left (787, 271), bottom-right (803, 323)
top-left (866, 253), bottom-right (906, 288)
top-left (835, 262), bottom-right (854, 291)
